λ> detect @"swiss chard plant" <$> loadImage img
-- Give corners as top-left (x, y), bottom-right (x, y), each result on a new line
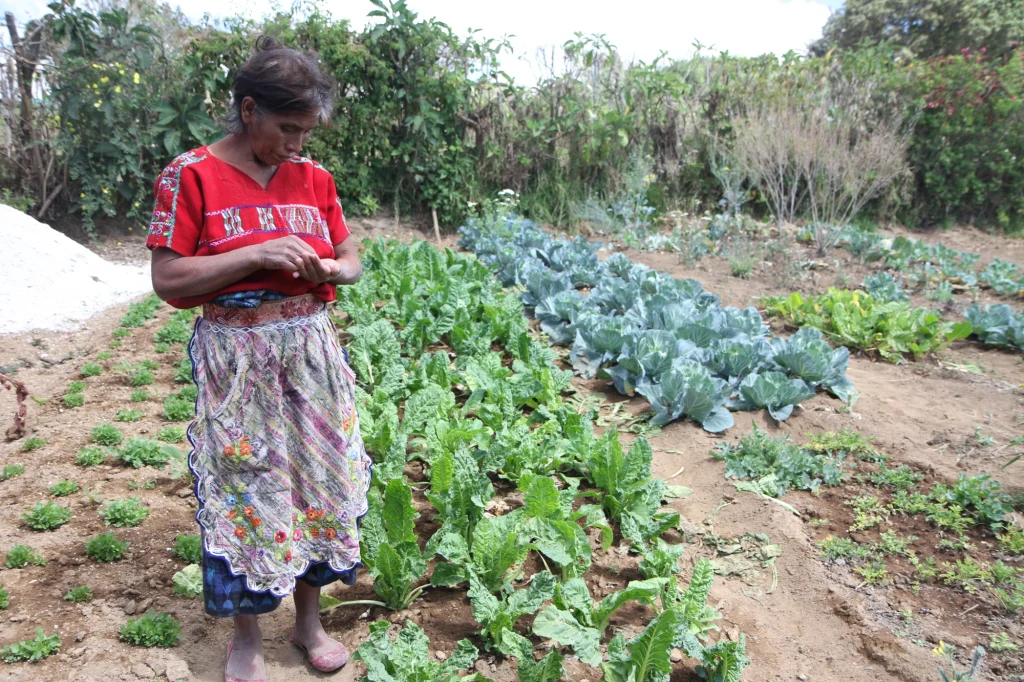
top-left (429, 513), bottom-right (529, 594)
top-left (353, 620), bottom-right (489, 682)
top-left (359, 479), bottom-right (428, 610)
top-left (468, 570), bottom-right (556, 655)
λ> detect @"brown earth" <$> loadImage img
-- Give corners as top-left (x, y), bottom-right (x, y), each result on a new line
top-left (0, 217), bottom-right (1021, 682)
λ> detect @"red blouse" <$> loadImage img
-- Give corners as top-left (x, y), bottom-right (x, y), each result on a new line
top-left (145, 146), bottom-right (351, 309)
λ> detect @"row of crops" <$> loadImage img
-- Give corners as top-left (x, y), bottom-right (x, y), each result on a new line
top-left (456, 216), bottom-right (856, 431)
top-left (336, 237), bottom-right (749, 680)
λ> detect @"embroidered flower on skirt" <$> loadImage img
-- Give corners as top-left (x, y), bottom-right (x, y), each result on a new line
top-left (188, 294), bottom-right (371, 597)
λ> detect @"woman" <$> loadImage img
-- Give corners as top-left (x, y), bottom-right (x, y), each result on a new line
top-left (147, 37), bottom-right (371, 682)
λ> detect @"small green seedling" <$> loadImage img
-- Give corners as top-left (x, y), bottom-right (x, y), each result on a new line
top-left (99, 497), bottom-right (149, 527)
top-left (20, 437), bottom-right (46, 452)
top-left (115, 409), bottom-right (145, 423)
top-left (92, 423), bottom-right (123, 446)
top-left (85, 532), bottom-right (129, 562)
top-left (76, 446), bottom-right (107, 467)
top-left (49, 480), bottom-right (79, 497)
top-left (21, 501), bottom-right (71, 531)
top-left (172, 534), bottom-right (201, 564)
top-left (4, 545), bottom-right (45, 568)
top-left (63, 586), bottom-right (94, 603)
top-left (0, 628), bottom-right (60, 662)
top-left (118, 612), bottom-right (182, 648)
top-left (0, 464), bottom-right (25, 481)
top-left (80, 363), bottom-right (103, 378)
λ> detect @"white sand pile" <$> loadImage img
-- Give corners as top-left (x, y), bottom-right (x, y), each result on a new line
top-left (0, 205), bottom-right (153, 334)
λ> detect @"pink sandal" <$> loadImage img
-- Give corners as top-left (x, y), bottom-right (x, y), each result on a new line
top-left (225, 640), bottom-right (268, 682)
top-left (290, 629), bottom-right (350, 672)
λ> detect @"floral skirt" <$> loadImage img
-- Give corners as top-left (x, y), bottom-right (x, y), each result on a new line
top-left (187, 294), bottom-right (372, 616)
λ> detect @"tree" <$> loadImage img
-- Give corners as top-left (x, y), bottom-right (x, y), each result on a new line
top-left (811, 0), bottom-right (1024, 58)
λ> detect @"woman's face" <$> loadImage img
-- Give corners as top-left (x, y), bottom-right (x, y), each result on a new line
top-left (240, 96), bottom-right (320, 166)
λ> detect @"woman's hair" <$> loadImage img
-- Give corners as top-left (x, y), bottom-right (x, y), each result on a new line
top-left (223, 35), bottom-right (335, 134)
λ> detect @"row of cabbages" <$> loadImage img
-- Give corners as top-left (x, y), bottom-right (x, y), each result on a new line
top-left (458, 216), bottom-right (855, 432)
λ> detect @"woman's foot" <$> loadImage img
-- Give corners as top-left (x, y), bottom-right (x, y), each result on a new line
top-left (291, 624), bottom-right (349, 672)
top-left (226, 628), bottom-right (267, 682)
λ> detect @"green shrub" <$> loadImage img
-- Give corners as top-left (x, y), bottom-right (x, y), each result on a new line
top-left (5, 545), bottom-right (45, 568)
top-left (76, 446), bottom-right (107, 467)
top-left (0, 464), bottom-right (25, 481)
top-left (63, 393), bottom-right (85, 408)
top-left (85, 531), bottom-right (129, 562)
top-left (117, 438), bottom-right (173, 469)
top-left (20, 437), bottom-right (46, 452)
top-left (63, 585), bottom-right (94, 603)
top-left (21, 501), bottom-right (71, 531)
top-left (172, 533), bottom-right (201, 564)
top-left (163, 393), bottom-right (194, 422)
top-left (80, 363), bottom-right (103, 378)
top-left (157, 426), bottom-right (187, 444)
top-left (99, 497), bottom-right (149, 527)
top-left (118, 612), bottom-right (182, 648)
top-left (130, 388), bottom-right (150, 402)
top-left (92, 423), bottom-right (124, 446)
top-left (49, 480), bottom-right (79, 497)
top-left (0, 628), bottom-right (60, 662)
top-left (0, 585), bottom-right (8, 609)
top-left (115, 408), bottom-right (145, 422)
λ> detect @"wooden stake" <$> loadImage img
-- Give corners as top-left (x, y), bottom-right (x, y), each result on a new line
top-left (432, 208), bottom-right (441, 244)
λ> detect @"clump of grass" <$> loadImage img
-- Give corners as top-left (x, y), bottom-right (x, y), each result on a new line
top-left (157, 426), bottom-right (187, 444)
top-left (172, 533), bottom-right (201, 564)
top-left (4, 545), bottom-right (45, 568)
top-left (80, 363), bottom-right (103, 378)
top-left (21, 501), bottom-right (71, 531)
top-left (130, 388), bottom-right (150, 402)
top-left (76, 446), bottom-right (107, 467)
top-left (85, 531), bottom-right (129, 562)
top-left (115, 408), bottom-right (145, 423)
top-left (92, 423), bottom-right (123, 446)
top-left (49, 480), bottom-right (79, 497)
top-left (99, 497), bottom-right (149, 527)
top-left (1, 464), bottom-right (25, 481)
top-left (20, 437), bottom-right (47, 452)
top-left (0, 628), bottom-right (60, 662)
top-left (63, 586), bottom-right (93, 603)
top-left (118, 612), bottom-right (182, 648)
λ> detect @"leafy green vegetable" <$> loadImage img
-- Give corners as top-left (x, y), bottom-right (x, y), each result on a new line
top-left (430, 514), bottom-right (528, 594)
top-left (713, 424), bottom-right (847, 496)
top-left (637, 360), bottom-right (734, 432)
top-left (0, 628), bottom-right (60, 662)
top-left (353, 620), bottom-right (487, 682)
top-left (602, 608), bottom-right (678, 682)
top-left (425, 448), bottom-right (493, 549)
top-left (468, 571), bottom-right (556, 654)
top-left (359, 479), bottom-right (427, 610)
top-left (965, 304), bottom-right (1024, 351)
top-left (770, 327), bottom-right (855, 403)
top-left (172, 564), bottom-right (202, 598)
top-left (731, 371), bottom-right (816, 422)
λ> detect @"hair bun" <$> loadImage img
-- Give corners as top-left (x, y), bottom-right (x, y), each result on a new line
top-left (255, 35), bottom-right (279, 52)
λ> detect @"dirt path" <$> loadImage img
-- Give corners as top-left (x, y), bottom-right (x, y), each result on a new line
top-left (0, 220), bottom-right (1020, 682)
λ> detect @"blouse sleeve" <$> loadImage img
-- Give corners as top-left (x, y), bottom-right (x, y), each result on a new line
top-left (145, 163), bottom-right (203, 256)
top-left (324, 175), bottom-right (351, 246)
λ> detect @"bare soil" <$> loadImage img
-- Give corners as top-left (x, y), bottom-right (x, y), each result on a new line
top-left (0, 218), bottom-right (1021, 682)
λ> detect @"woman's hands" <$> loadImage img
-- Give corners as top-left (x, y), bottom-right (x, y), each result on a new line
top-left (257, 236), bottom-right (340, 284)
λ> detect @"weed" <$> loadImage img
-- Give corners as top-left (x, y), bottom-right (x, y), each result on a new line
top-left (99, 497), bottom-right (149, 527)
top-left (0, 628), bottom-right (60, 662)
top-left (92, 423), bottom-right (124, 446)
top-left (80, 363), bottom-right (102, 378)
top-left (172, 534), bottom-right (201, 564)
top-left (85, 531), bottom-right (129, 562)
top-left (163, 392), bottom-right (194, 422)
top-left (20, 437), bottom-right (46, 452)
top-left (63, 586), bottom-right (93, 603)
top-left (989, 632), bottom-right (1018, 653)
top-left (96, 351), bottom-right (112, 361)
top-left (805, 428), bottom-right (879, 461)
top-left (49, 480), bottom-right (79, 497)
top-left (997, 525), bottom-right (1024, 554)
top-left (899, 607), bottom-right (913, 625)
top-left (0, 464), bottom-right (25, 481)
top-left (939, 557), bottom-right (992, 593)
top-left (5, 545), bottom-right (45, 568)
top-left (130, 388), bottom-right (150, 402)
top-left (21, 501), bottom-right (71, 531)
top-left (808, 518), bottom-right (830, 529)
top-left (0, 585), bottom-right (7, 609)
top-left (973, 426), bottom-right (997, 447)
top-left (115, 408), bottom-right (145, 422)
top-left (932, 641), bottom-right (985, 682)
top-left (62, 393), bottom-right (85, 408)
top-left (118, 612), bottom-right (182, 648)
top-left (157, 426), bottom-right (187, 444)
top-left (76, 446), bottom-right (107, 467)
top-left (116, 438), bottom-right (173, 469)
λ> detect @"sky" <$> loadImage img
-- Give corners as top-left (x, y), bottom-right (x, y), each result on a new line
top-left (7, 0), bottom-right (845, 84)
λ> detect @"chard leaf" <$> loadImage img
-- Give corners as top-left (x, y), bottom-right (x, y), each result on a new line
top-left (531, 606), bottom-right (602, 667)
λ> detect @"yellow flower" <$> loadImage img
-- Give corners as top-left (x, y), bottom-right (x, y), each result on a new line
top-left (119, 69), bottom-right (125, 75)
top-left (102, 188), bottom-right (109, 194)
top-left (94, 100), bottom-right (102, 108)
top-left (133, 72), bottom-right (140, 84)
top-left (79, 193), bottom-right (85, 199)
top-left (99, 76), bottom-right (109, 84)
top-left (932, 641), bottom-right (947, 657)
top-left (114, 86), bottom-right (121, 94)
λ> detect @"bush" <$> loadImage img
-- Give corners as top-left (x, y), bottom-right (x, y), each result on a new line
top-left (76, 446), bottom-right (107, 467)
top-left (0, 464), bottom-right (25, 481)
top-left (20, 437), bottom-right (46, 452)
top-left (118, 612), bottom-right (182, 648)
top-left (85, 532), bottom-right (129, 562)
top-left (0, 628), bottom-right (60, 663)
top-left (5, 545), bottom-right (45, 568)
top-left (80, 363), bottom-right (103, 378)
top-left (64, 586), bottom-right (94, 603)
top-left (49, 480), bottom-right (79, 497)
top-left (92, 423), bottom-right (124, 446)
top-left (21, 501), bottom-right (71, 531)
top-left (99, 497), bottom-right (149, 527)
top-left (172, 533), bottom-right (201, 564)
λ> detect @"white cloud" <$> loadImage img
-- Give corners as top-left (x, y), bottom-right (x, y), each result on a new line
top-left (9, 0), bottom-right (834, 83)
